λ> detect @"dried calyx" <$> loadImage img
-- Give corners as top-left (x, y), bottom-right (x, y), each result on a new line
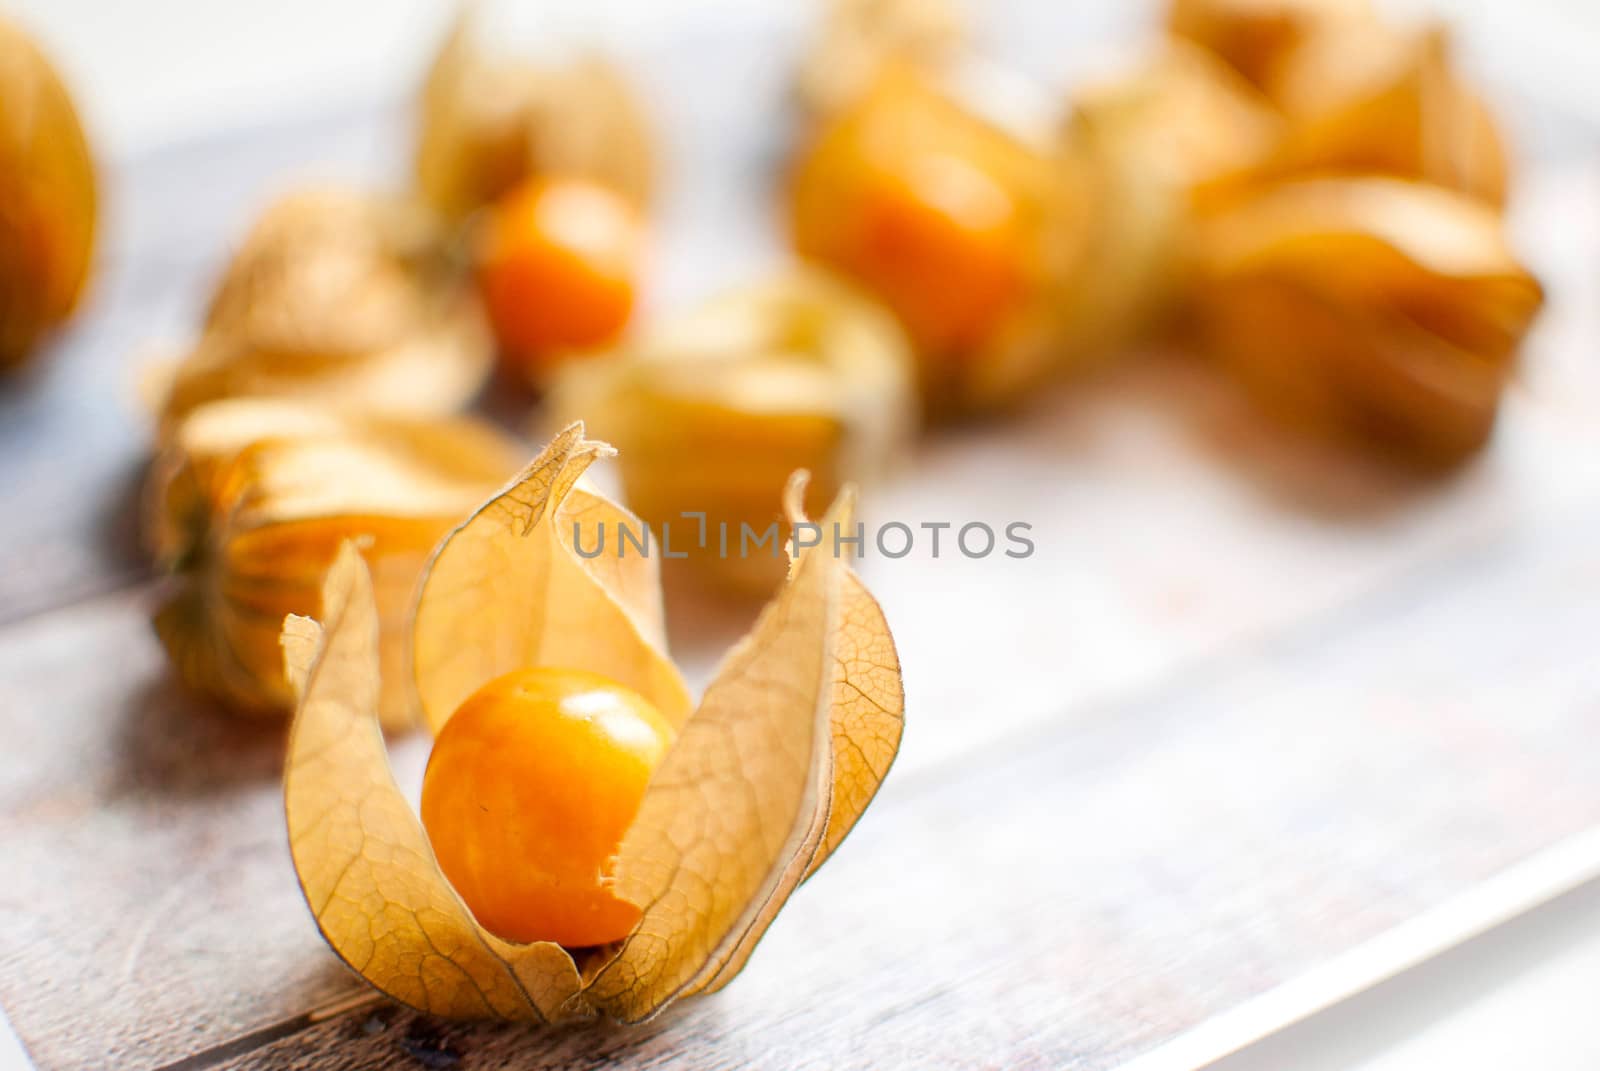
top-left (416, 12), bottom-right (653, 221)
top-left (283, 426), bottom-right (905, 1022)
top-left (150, 189), bottom-right (495, 430)
top-left (550, 269), bottom-right (917, 593)
top-left (1186, 177), bottom-right (1543, 466)
top-left (148, 397), bottom-right (520, 726)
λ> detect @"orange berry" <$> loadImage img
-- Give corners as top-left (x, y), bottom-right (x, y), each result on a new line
top-left (848, 152), bottom-right (1028, 355)
top-left (420, 666), bottom-right (674, 947)
top-left (790, 71), bottom-right (1042, 359)
top-left (477, 177), bottom-right (641, 379)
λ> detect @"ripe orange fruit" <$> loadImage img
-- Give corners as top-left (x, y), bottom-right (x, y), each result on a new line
top-left (420, 666), bottom-right (674, 947)
top-left (477, 177), bottom-right (642, 380)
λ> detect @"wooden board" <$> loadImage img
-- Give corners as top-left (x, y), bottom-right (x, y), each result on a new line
top-left (3, 5), bottom-right (1600, 1069)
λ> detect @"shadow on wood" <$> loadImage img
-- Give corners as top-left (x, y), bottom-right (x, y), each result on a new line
top-left (111, 672), bottom-right (288, 800)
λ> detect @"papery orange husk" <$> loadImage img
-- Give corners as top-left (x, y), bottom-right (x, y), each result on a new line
top-left (550, 268), bottom-right (916, 594)
top-left (282, 425), bottom-right (904, 1022)
top-left (416, 12), bottom-right (652, 220)
top-left (150, 189), bottom-right (494, 430)
top-left (1186, 177), bottom-right (1543, 466)
top-left (150, 397), bottom-right (520, 727)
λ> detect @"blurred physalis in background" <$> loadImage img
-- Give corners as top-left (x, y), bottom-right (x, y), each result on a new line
top-left (415, 14), bottom-right (654, 387)
top-left (1055, 42), bottom-right (1281, 374)
top-left (1250, 20), bottom-right (1510, 206)
top-left (1165, 0), bottom-right (1533, 465)
top-left (415, 12), bottom-right (652, 221)
top-left (788, 65), bottom-right (1080, 419)
top-left (147, 189), bottom-right (494, 430)
top-left (1186, 178), bottom-right (1543, 467)
top-left (551, 268), bottom-right (915, 594)
top-left (475, 176), bottom-right (644, 386)
top-left (0, 15), bottom-right (96, 370)
top-left (794, 0), bottom-right (966, 119)
top-left (146, 397), bottom-right (520, 728)
top-left (1168, 0), bottom-right (1371, 93)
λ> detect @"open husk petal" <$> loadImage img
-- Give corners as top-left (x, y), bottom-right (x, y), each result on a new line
top-left (411, 423), bottom-right (692, 733)
top-left (283, 428), bottom-right (904, 1022)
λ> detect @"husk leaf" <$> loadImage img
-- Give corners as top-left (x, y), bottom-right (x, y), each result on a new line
top-left (283, 428), bottom-right (904, 1022)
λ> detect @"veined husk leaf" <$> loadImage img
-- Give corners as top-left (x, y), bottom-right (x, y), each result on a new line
top-left (0, 15), bottom-right (96, 369)
top-left (416, 12), bottom-right (652, 220)
top-left (149, 397), bottom-right (520, 728)
top-left (789, 64), bottom-right (1082, 418)
top-left (151, 189), bottom-right (493, 430)
top-left (793, 0), bottom-right (966, 119)
top-left (1049, 43), bottom-right (1282, 375)
top-left (551, 269), bottom-right (916, 594)
top-left (1187, 176), bottom-right (1544, 465)
top-left (283, 426), bottom-right (904, 1023)
top-left (1167, 0), bottom-right (1372, 92)
top-left (1250, 21), bottom-right (1510, 206)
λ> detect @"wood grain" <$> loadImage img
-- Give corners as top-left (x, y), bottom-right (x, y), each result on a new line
top-left (3, 4), bottom-right (1600, 1069)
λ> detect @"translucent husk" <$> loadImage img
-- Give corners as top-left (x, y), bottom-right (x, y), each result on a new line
top-left (1250, 21), bottom-right (1510, 206)
top-left (416, 12), bottom-right (652, 221)
top-left (282, 427), bottom-right (905, 1022)
top-left (549, 269), bottom-right (917, 594)
top-left (0, 16), bottom-right (96, 369)
top-left (148, 397), bottom-right (521, 727)
top-left (1167, 0), bottom-right (1373, 92)
top-left (793, 0), bottom-right (966, 119)
top-left (1051, 43), bottom-right (1283, 375)
top-left (149, 189), bottom-right (493, 430)
top-left (1186, 177), bottom-right (1544, 466)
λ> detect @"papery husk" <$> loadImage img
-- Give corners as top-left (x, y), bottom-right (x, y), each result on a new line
top-left (793, 0), bottom-right (966, 119)
top-left (416, 12), bottom-right (652, 220)
top-left (151, 189), bottom-right (493, 430)
top-left (282, 427), bottom-right (904, 1023)
top-left (550, 270), bottom-right (916, 594)
top-left (1186, 177), bottom-right (1543, 466)
top-left (149, 397), bottom-right (520, 728)
top-left (0, 16), bottom-right (96, 369)
top-left (1049, 43), bottom-right (1282, 378)
top-left (790, 65), bottom-right (1081, 418)
top-left (1251, 21), bottom-right (1510, 206)
top-left (1168, 0), bottom-right (1372, 92)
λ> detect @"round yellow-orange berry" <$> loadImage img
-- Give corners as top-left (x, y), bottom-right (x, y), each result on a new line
top-left (476, 177), bottom-right (642, 381)
top-left (420, 666), bottom-right (674, 947)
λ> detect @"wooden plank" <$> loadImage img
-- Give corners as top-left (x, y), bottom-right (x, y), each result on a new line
top-left (2, 487), bottom-right (1599, 1070)
top-left (213, 504), bottom-right (1600, 1068)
